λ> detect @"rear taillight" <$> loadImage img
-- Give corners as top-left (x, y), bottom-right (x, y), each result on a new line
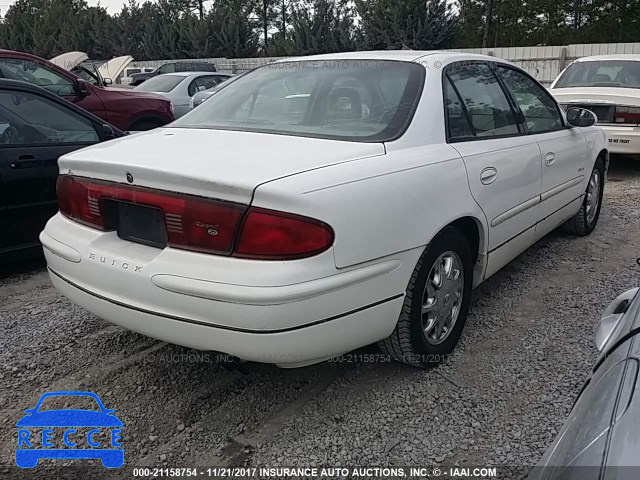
top-left (615, 106), bottom-right (640, 124)
top-left (57, 176), bottom-right (245, 254)
top-left (57, 176), bottom-right (333, 259)
top-left (235, 208), bottom-right (334, 260)
top-left (57, 175), bottom-right (107, 229)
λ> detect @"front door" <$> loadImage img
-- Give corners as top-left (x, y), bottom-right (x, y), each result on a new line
top-left (444, 62), bottom-right (542, 279)
top-left (495, 65), bottom-right (588, 235)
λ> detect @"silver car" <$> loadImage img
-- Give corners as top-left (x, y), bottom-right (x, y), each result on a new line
top-left (530, 287), bottom-right (640, 479)
top-left (134, 72), bottom-right (231, 118)
top-left (190, 72), bottom-right (245, 110)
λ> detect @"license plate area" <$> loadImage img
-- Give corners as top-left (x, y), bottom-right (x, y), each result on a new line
top-left (107, 201), bottom-right (167, 249)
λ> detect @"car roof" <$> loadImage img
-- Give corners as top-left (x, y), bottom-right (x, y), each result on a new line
top-left (574, 54), bottom-right (640, 63)
top-left (279, 50), bottom-right (507, 64)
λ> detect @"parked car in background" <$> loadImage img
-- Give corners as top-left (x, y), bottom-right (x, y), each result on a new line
top-left (190, 72), bottom-right (242, 110)
top-left (129, 61), bottom-right (217, 86)
top-left (0, 49), bottom-right (174, 131)
top-left (135, 72), bottom-right (231, 118)
top-left (42, 52), bottom-right (607, 368)
top-left (550, 54), bottom-right (640, 155)
top-left (123, 67), bottom-right (155, 86)
top-left (0, 79), bottom-right (124, 264)
top-left (50, 52), bottom-right (134, 89)
top-left (529, 287), bottom-right (640, 479)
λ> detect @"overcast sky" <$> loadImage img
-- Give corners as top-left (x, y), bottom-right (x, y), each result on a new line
top-left (0, 0), bottom-right (142, 14)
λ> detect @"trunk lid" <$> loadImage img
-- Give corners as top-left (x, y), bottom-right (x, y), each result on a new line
top-left (550, 86), bottom-right (640, 106)
top-left (58, 128), bottom-right (385, 204)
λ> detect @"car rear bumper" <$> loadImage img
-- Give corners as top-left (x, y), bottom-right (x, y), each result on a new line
top-left (600, 125), bottom-right (640, 155)
top-left (42, 214), bottom-right (414, 366)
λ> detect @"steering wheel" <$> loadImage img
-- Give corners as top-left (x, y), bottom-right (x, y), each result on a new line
top-left (0, 125), bottom-right (20, 144)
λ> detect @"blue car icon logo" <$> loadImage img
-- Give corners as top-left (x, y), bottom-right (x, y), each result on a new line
top-left (15, 391), bottom-right (123, 468)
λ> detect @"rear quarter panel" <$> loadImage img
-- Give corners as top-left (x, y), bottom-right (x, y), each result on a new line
top-left (253, 144), bottom-right (487, 269)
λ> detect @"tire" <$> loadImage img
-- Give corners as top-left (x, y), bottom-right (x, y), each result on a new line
top-left (379, 226), bottom-right (473, 367)
top-left (562, 157), bottom-right (605, 236)
top-left (129, 118), bottom-right (165, 132)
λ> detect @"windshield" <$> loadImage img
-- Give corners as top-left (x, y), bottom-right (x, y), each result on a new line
top-left (135, 74), bottom-right (184, 92)
top-left (555, 60), bottom-right (640, 89)
top-left (37, 395), bottom-right (100, 412)
top-left (172, 60), bottom-right (425, 142)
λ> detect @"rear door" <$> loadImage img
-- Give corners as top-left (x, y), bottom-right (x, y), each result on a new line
top-left (496, 65), bottom-right (588, 236)
top-left (444, 61), bottom-right (543, 279)
top-left (0, 87), bottom-right (103, 254)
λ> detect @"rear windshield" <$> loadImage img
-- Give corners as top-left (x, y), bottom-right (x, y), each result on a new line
top-left (172, 60), bottom-right (425, 142)
top-left (555, 61), bottom-right (640, 89)
top-left (135, 75), bottom-right (184, 92)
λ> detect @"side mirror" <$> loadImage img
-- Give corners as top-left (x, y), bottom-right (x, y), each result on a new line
top-left (594, 288), bottom-right (638, 352)
top-left (102, 124), bottom-right (117, 140)
top-left (566, 107), bottom-right (597, 127)
top-left (75, 79), bottom-right (90, 97)
top-left (103, 77), bottom-right (113, 86)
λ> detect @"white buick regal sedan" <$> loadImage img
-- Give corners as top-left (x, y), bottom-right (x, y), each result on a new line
top-left (549, 54), bottom-right (640, 155)
top-left (41, 51), bottom-right (608, 368)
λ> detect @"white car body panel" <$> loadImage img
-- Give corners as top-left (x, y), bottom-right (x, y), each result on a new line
top-left (98, 55), bottom-right (134, 84)
top-left (58, 128), bottom-right (385, 204)
top-left (42, 51), bottom-right (608, 366)
top-left (50, 51), bottom-right (88, 70)
top-left (550, 54), bottom-right (640, 154)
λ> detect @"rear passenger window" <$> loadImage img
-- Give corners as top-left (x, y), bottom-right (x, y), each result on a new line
top-left (444, 78), bottom-right (474, 139)
top-left (447, 63), bottom-right (519, 138)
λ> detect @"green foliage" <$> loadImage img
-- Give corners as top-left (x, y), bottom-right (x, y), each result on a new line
top-left (1, 0), bottom-right (640, 60)
top-left (356, 0), bottom-right (460, 50)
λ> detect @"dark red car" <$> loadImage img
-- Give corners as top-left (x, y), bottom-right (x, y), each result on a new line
top-left (0, 50), bottom-right (174, 131)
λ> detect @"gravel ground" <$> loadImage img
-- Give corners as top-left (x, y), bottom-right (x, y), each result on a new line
top-left (1, 158), bottom-right (639, 479)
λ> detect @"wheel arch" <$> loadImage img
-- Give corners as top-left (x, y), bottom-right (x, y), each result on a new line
top-left (598, 148), bottom-right (610, 172)
top-left (448, 216), bottom-right (485, 265)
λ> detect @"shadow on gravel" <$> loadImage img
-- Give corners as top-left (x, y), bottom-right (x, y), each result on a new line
top-left (0, 256), bottom-right (46, 281)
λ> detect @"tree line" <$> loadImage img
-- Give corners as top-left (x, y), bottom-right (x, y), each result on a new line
top-left (0, 0), bottom-right (639, 61)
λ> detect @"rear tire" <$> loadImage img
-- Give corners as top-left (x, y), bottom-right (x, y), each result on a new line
top-left (562, 157), bottom-right (605, 236)
top-left (379, 227), bottom-right (473, 367)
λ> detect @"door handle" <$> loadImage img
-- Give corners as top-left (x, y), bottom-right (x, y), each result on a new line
top-left (10, 155), bottom-right (39, 169)
top-left (480, 167), bottom-right (498, 185)
top-left (545, 153), bottom-right (556, 166)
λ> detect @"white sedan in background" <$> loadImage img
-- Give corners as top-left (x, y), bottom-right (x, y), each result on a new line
top-left (550, 54), bottom-right (640, 155)
top-left (41, 51), bottom-right (608, 368)
top-left (134, 72), bottom-right (232, 118)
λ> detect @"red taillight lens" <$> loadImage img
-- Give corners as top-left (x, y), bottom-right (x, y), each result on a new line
top-left (57, 176), bottom-right (334, 259)
top-left (57, 175), bottom-right (106, 229)
top-left (56, 175), bottom-right (245, 254)
top-left (235, 207), bottom-right (334, 260)
top-left (615, 106), bottom-right (640, 124)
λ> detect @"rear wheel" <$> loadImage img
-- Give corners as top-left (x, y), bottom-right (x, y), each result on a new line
top-left (379, 227), bottom-right (473, 367)
top-left (563, 157), bottom-right (605, 236)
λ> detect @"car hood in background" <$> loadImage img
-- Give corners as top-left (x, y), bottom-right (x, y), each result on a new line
top-left (58, 128), bottom-right (386, 204)
top-left (98, 55), bottom-right (134, 82)
top-left (50, 51), bottom-right (88, 71)
top-left (109, 88), bottom-right (168, 101)
top-left (550, 86), bottom-right (640, 107)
